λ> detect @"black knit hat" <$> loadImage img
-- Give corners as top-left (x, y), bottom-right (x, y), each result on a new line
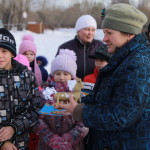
top-left (0, 28), bottom-right (16, 57)
top-left (89, 44), bottom-right (111, 62)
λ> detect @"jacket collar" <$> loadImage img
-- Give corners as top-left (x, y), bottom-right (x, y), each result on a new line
top-left (0, 59), bottom-right (27, 74)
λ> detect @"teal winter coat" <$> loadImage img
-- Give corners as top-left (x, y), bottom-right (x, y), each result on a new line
top-left (81, 33), bottom-right (150, 150)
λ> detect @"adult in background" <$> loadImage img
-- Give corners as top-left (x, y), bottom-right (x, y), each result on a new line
top-left (58, 3), bottom-right (150, 150)
top-left (56, 14), bottom-right (103, 80)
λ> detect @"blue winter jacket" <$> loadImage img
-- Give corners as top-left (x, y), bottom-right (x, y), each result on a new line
top-left (81, 33), bottom-right (150, 150)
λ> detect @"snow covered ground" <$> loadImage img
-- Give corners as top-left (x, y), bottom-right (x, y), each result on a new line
top-left (11, 28), bottom-right (104, 73)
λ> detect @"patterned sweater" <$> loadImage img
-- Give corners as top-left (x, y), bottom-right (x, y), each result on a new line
top-left (0, 60), bottom-right (43, 149)
top-left (34, 78), bottom-right (88, 150)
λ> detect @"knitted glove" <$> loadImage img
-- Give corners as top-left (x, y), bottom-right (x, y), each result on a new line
top-left (62, 133), bottom-right (73, 143)
top-left (49, 134), bottom-right (72, 150)
top-left (51, 142), bottom-right (72, 150)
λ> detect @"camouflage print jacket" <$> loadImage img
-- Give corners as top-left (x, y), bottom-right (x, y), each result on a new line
top-left (0, 60), bottom-right (43, 149)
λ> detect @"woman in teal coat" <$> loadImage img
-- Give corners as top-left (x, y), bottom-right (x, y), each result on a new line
top-left (59, 3), bottom-right (150, 150)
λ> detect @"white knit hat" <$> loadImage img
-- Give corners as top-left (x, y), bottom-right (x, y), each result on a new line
top-left (75, 14), bottom-right (97, 32)
top-left (51, 49), bottom-right (77, 78)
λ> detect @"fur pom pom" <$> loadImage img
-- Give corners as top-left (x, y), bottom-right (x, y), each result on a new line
top-left (59, 49), bottom-right (77, 61)
top-left (36, 56), bottom-right (48, 67)
top-left (22, 34), bottom-right (34, 41)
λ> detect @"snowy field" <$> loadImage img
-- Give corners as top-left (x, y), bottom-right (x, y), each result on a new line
top-left (11, 28), bottom-right (104, 73)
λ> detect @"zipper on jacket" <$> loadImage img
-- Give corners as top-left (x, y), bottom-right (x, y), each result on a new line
top-left (6, 71), bottom-right (13, 120)
top-left (77, 35), bottom-right (87, 77)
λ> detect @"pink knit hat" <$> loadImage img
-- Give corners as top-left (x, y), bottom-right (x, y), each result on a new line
top-left (19, 34), bottom-right (37, 54)
top-left (14, 54), bottom-right (31, 70)
top-left (18, 34), bottom-right (42, 85)
top-left (51, 49), bottom-right (77, 78)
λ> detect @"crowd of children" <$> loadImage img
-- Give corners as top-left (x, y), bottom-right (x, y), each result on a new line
top-left (2, 30), bottom-right (109, 150)
top-left (8, 29), bottom-right (108, 150)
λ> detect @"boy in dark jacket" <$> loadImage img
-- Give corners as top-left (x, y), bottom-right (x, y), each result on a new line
top-left (0, 28), bottom-right (43, 149)
top-left (82, 44), bottom-right (110, 96)
top-left (83, 44), bottom-right (111, 83)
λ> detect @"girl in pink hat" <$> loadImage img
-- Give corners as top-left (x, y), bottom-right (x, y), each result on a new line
top-left (18, 34), bottom-right (43, 85)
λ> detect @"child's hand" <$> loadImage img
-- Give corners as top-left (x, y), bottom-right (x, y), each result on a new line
top-left (49, 134), bottom-right (72, 150)
top-left (49, 134), bottom-right (63, 146)
top-left (50, 134), bottom-right (72, 150)
top-left (62, 133), bottom-right (73, 143)
top-left (51, 142), bottom-right (72, 150)
top-left (1, 141), bottom-right (18, 150)
top-left (0, 126), bottom-right (15, 142)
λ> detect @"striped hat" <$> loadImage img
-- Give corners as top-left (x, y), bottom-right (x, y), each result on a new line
top-left (0, 28), bottom-right (16, 56)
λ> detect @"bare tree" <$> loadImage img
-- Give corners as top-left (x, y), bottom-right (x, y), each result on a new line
top-left (0, 0), bottom-right (149, 31)
top-left (137, 0), bottom-right (150, 31)
top-left (0, 0), bottom-right (31, 29)
top-left (139, 0), bottom-right (150, 9)
top-left (110, 0), bottom-right (130, 4)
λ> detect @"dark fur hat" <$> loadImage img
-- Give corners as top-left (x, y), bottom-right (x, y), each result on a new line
top-left (36, 56), bottom-right (48, 67)
top-left (89, 44), bottom-right (111, 62)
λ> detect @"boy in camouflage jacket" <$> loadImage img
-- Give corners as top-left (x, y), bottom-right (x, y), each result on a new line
top-left (0, 28), bottom-right (43, 149)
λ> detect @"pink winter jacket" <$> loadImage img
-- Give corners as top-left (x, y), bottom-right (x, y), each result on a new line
top-left (34, 79), bottom-right (88, 150)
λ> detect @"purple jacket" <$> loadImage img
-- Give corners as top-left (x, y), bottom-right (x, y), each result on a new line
top-left (57, 36), bottom-right (103, 80)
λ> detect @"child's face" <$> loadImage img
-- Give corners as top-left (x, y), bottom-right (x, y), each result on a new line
top-left (95, 59), bottom-right (108, 70)
top-left (0, 48), bottom-right (13, 70)
top-left (23, 51), bottom-right (35, 63)
top-left (53, 71), bottom-right (72, 82)
top-left (78, 27), bottom-right (96, 44)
